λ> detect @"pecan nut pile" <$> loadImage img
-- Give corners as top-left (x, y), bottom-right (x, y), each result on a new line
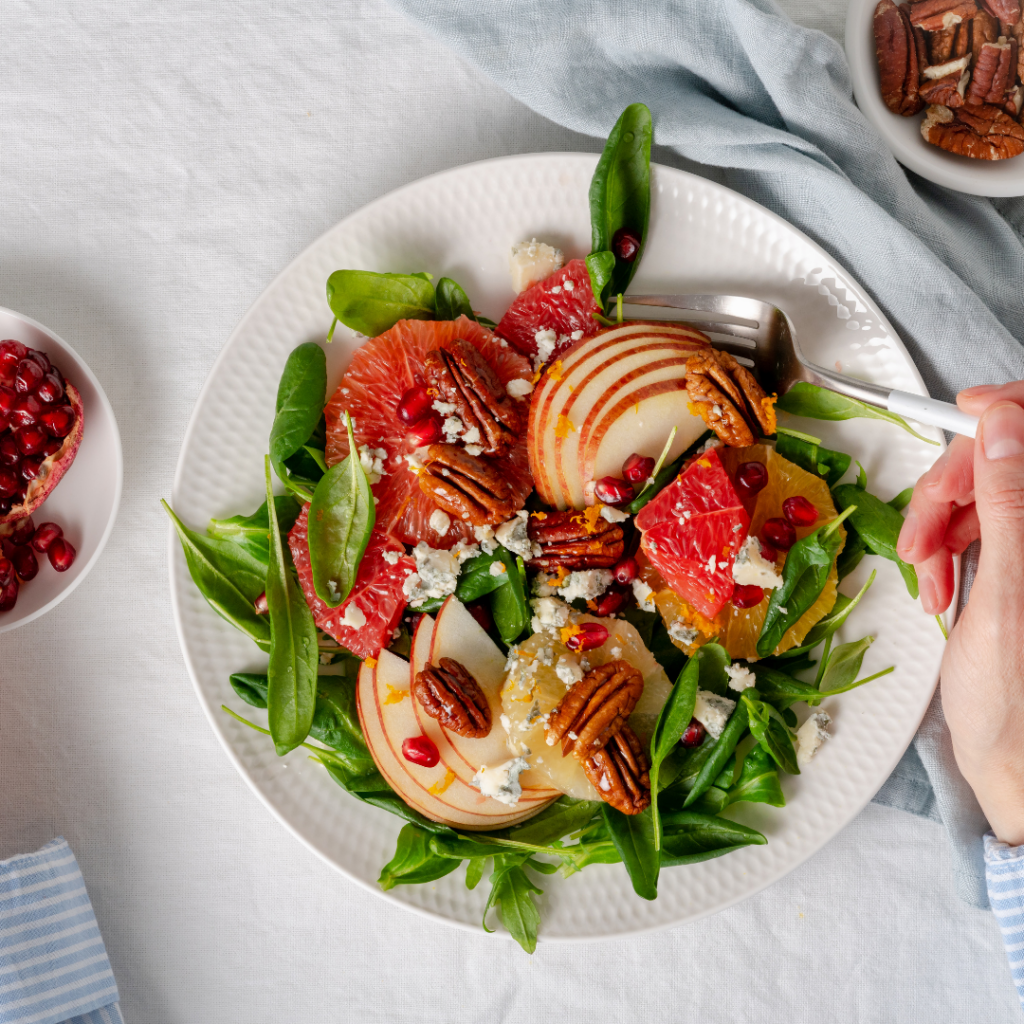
top-left (418, 443), bottom-right (521, 525)
top-left (545, 660), bottom-right (644, 757)
top-left (581, 725), bottom-right (651, 816)
top-left (874, 0), bottom-right (1024, 159)
top-left (423, 337), bottom-right (522, 458)
top-left (413, 657), bottom-right (492, 738)
top-left (684, 350), bottom-right (777, 448)
top-left (526, 510), bottom-right (625, 570)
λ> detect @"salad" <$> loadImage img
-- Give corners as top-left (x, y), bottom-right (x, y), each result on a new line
top-left (167, 104), bottom-right (940, 952)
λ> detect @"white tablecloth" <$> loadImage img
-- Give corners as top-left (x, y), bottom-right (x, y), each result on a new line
top-left (0, 0), bottom-right (1019, 1019)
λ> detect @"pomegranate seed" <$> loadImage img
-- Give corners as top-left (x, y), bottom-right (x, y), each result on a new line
top-left (254, 591), bottom-right (268, 614)
top-left (47, 537), bottom-right (76, 572)
top-left (0, 437), bottom-right (18, 466)
top-left (14, 358), bottom-right (44, 394)
top-left (594, 476), bottom-right (634, 505)
top-left (0, 385), bottom-right (15, 414)
top-left (735, 461), bottom-right (768, 497)
top-left (467, 601), bottom-right (494, 634)
top-left (396, 385), bottom-right (434, 426)
top-left (0, 468), bottom-right (17, 498)
top-left (0, 411), bottom-right (8, 433)
top-left (406, 414), bottom-right (443, 447)
top-left (41, 437), bottom-right (62, 457)
top-left (36, 373), bottom-right (64, 404)
top-left (11, 393), bottom-right (42, 428)
top-left (613, 557), bottom-right (639, 584)
top-left (9, 516), bottom-right (35, 546)
top-left (622, 452), bottom-right (655, 484)
top-left (0, 578), bottom-right (18, 612)
top-left (763, 517), bottom-right (797, 551)
top-left (612, 227), bottom-right (642, 262)
top-left (25, 350), bottom-right (50, 373)
top-left (760, 540), bottom-right (778, 563)
top-left (402, 735), bottom-right (440, 768)
top-left (565, 621), bottom-right (609, 652)
top-left (732, 584), bottom-right (765, 608)
top-left (783, 495), bottom-right (818, 527)
top-left (0, 498), bottom-right (9, 516)
top-left (11, 545), bottom-right (37, 581)
top-left (0, 557), bottom-right (13, 587)
top-left (16, 425), bottom-right (47, 455)
top-left (0, 341), bottom-right (28, 379)
top-left (41, 405), bottom-right (75, 438)
top-left (681, 718), bottom-right (706, 747)
top-left (31, 522), bottom-right (62, 552)
top-left (19, 457), bottom-right (42, 481)
top-left (595, 588), bottom-right (627, 616)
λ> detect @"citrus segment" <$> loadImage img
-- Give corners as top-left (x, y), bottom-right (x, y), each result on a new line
top-left (324, 317), bottom-right (534, 548)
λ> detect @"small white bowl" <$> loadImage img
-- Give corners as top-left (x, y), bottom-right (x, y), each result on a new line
top-left (0, 307), bottom-right (123, 633)
top-left (846, 0), bottom-right (1024, 196)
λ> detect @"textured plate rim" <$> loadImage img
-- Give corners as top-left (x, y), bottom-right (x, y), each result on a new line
top-left (168, 151), bottom-right (953, 942)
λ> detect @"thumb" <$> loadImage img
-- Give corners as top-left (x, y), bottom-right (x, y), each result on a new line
top-left (973, 401), bottom-right (1024, 585)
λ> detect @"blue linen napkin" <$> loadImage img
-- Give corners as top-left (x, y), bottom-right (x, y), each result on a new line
top-left (391, 0), bottom-right (1024, 909)
top-left (0, 839), bottom-right (122, 1024)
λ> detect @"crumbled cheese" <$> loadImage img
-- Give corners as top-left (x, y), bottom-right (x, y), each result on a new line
top-left (489, 560), bottom-right (507, 576)
top-left (432, 400), bottom-right (457, 417)
top-left (555, 655), bottom-right (584, 688)
top-left (507, 378), bottom-right (534, 398)
top-left (382, 549), bottom-right (401, 566)
top-left (442, 416), bottom-right (464, 442)
top-left (692, 690), bottom-right (736, 741)
top-left (428, 509), bottom-right (451, 535)
top-left (732, 535), bottom-right (783, 589)
top-left (509, 239), bottom-right (564, 294)
top-left (404, 449), bottom-right (428, 475)
top-left (530, 596), bottom-right (572, 634)
top-left (465, 445), bottom-right (483, 456)
top-left (357, 445), bottom-right (387, 485)
top-left (340, 602), bottom-right (366, 629)
top-left (558, 569), bottom-right (613, 604)
top-left (495, 514), bottom-right (537, 561)
top-left (796, 711), bottom-right (832, 766)
top-left (535, 645), bottom-right (556, 667)
top-left (402, 543), bottom-right (462, 606)
top-left (531, 571), bottom-right (558, 598)
top-left (609, 647), bottom-right (622, 659)
top-left (600, 504), bottom-right (630, 524)
top-left (451, 540), bottom-right (480, 564)
top-left (668, 619), bottom-right (700, 647)
top-left (534, 329), bottom-right (557, 371)
top-left (725, 663), bottom-right (756, 692)
top-left (632, 578), bottom-right (656, 609)
top-left (473, 524), bottom-right (498, 554)
top-left (462, 426), bottom-right (481, 446)
top-left (472, 757), bottom-right (530, 807)
top-left (570, 330), bottom-right (584, 341)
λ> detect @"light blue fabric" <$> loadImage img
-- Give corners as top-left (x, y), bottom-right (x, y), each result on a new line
top-left (985, 833), bottom-right (1024, 1009)
top-left (0, 839), bottom-right (122, 1024)
top-left (391, 0), bottom-right (1024, 910)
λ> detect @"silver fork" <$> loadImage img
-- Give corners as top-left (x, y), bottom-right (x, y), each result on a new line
top-left (624, 294), bottom-right (979, 439)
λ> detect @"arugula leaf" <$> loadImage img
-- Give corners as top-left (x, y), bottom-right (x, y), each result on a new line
top-left (326, 270), bottom-right (437, 338)
top-left (726, 746), bottom-right (786, 808)
top-left (775, 429), bottom-right (851, 487)
top-left (207, 496), bottom-right (301, 568)
top-left (308, 413), bottom-right (375, 607)
top-left (601, 804), bottom-right (659, 900)
top-left (379, 824), bottom-right (463, 890)
top-left (756, 506), bottom-right (854, 657)
top-left (589, 103), bottom-right (653, 303)
top-left (491, 551), bottom-right (529, 645)
top-left (658, 811), bottom-right (767, 865)
top-left (680, 701), bottom-right (750, 808)
top-left (776, 382), bottom-right (939, 446)
top-left (742, 694), bottom-right (799, 774)
top-left (483, 855), bottom-right (544, 953)
top-left (269, 343), bottom-right (328, 497)
top-left (264, 458), bottom-right (319, 755)
top-left (163, 500), bottom-right (271, 651)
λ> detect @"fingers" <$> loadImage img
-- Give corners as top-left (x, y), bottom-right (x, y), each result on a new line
top-left (958, 381), bottom-right (1024, 416)
top-left (913, 505), bottom-right (979, 615)
top-left (923, 434), bottom-right (975, 505)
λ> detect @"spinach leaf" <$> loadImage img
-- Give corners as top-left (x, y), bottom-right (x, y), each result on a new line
top-left (163, 500), bottom-right (271, 651)
top-left (229, 672), bottom-right (270, 708)
top-left (208, 496), bottom-right (301, 567)
top-left (491, 551), bottom-right (529, 645)
top-left (776, 382), bottom-right (939, 446)
top-left (621, 606), bottom-right (657, 647)
top-left (379, 824), bottom-right (463, 890)
top-left (263, 458), bottom-right (319, 755)
top-left (465, 857), bottom-right (487, 890)
top-left (584, 251), bottom-right (616, 309)
top-left (694, 642), bottom-right (731, 696)
top-left (455, 546), bottom-right (513, 603)
top-left (749, 663), bottom-right (826, 708)
top-left (497, 796), bottom-right (600, 848)
top-left (434, 277), bottom-right (475, 321)
top-left (269, 343), bottom-right (327, 495)
top-left (819, 636), bottom-right (894, 693)
top-left (756, 507), bottom-right (853, 657)
top-left (589, 103), bottom-right (653, 303)
top-left (775, 429), bottom-right (851, 487)
top-left (832, 484), bottom-right (919, 599)
top-left (888, 487), bottom-right (914, 512)
top-left (778, 569), bottom-right (876, 661)
top-left (326, 270), bottom-right (436, 338)
top-left (307, 413), bottom-right (375, 607)
top-left (742, 694), bottom-right (799, 774)
top-left (658, 811), bottom-right (766, 865)
top-left (601, 804), bottom-right (659, 900)
top-left (483, 855), bottom-right (544, 953)
top-left (726, 746), bottom-right (785, 808)
top-left (648, 616), bottom-right (688, 681)
top-left (681, 701), bottom-right (750, 808)
top-left (649, 657), bottom-right (700, 849)
top-left (836, 521), bottom-right (868, 581)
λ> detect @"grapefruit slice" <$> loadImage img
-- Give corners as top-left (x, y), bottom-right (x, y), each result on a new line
top-left (495, 259), bottom-right (601, 361)
top-left (288, 505), bottom-right (415, 660)
top-left (324, 316), bottom-right (534, 549)
top-left (634, 447), bottom-right (749, 620)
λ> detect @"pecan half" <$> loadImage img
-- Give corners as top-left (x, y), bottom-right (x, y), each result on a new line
top-left (419, 444), bottom-right (521, 525)
top-left (876, 0), bottom-right (926, 114)
top-left (545, 660), bottom-right (644, 758)
top-left (909, 0), bottom-right (978, 32)
top-left (423, 338), bottom-right (521, 458)
top-left (930, 22), bottom-right (958, 61)
top-left (920, 70), bottom-right (968, 105)
top-left (685, 350), bottom-right (776, 448)
top-left (979, 0), bottom-right (1021, 22)
top-left (973, 10), bottom-right (1000, 64)
top-left (921, 102), bottom-right (1024, 158)
top-left (413, 657), bottom-right (492, 738)
top-left (526, 510), bottom-right (624, 570)
top-left (952, 17), bottom-right (972, 58)
top-left (967, 40), bottom-right (1016, 102)
top-left (582, 724), bottom-right (651, 815)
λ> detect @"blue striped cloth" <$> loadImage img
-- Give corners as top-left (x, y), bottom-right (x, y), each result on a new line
top-left (0, 839), bottom-right (122, 1024)
top-left (985, 833), bottom-right (1024, 1010)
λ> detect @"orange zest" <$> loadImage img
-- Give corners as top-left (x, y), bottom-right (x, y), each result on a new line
top-left (555, 414), bottom-right (576, 439)
top-left (428, 768), bottom-right (456, 795)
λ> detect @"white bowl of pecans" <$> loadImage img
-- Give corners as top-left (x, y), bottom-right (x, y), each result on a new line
top-left (847, 0), bottom-right (1024, 195)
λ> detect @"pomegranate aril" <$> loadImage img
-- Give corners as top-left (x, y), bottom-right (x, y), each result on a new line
top-left (595, 587), bottom-right (627, 616)
top-left (565, 621), bottom-right (609, 652)
top-left (9, 516), bottom-right (35, 546)
top-left (735, 461), bottom-right (769, 497)
top-left (254, 591), bottom-right (268, 614)
top-left (14, 358), bottom-right (44, 394)
top-left (762, 517), bottom-right (797, 551)
top-left (0, 385), bottom-right (14, 414)
top-left (41, 405), bottom-right (75, 438)
top-left (41, 437), bottom-right (62, 457)
top-left (19, 457), bottom-right (42, 482)
top-left (11, 545), bottom-right (37, 581)
top-left (0, 557), bottom-right (13, 588)
top-left (760, 540), bottom-right (778, 563)
top-left (732, 584), bottom-right (765, 609)
top-left (612, 556), bottom-right (639, 585)
top-left (16, 425), bottom-right (47, 455)
top-left (406, 414), bottom-right (443, 447)
top-left (0, 468), bottom-right (17, 498)
top-left (396, 385), bottom-right (434, 426)
top-left (681, 718), bottom-right (706, 747)
top-left (622, 452), bottom-right (655, 484)
top-left (783, 495), bottom-right (819, 527)
top-left (36, 373), bottom-right (64, 404)
top-left (11, 393), bottom-right (42, 428)
top-left (594, 476), bottom-right (634, 505)
top-left (24, 350), bottom-right (50, 373)
top-left (0, 437), bottom-right (18, 466)
top-left (612, 227), bottom-right (642, 262)
top-left (47, 537), bottom-right (76, 572)
top-left (0, 578), bottom-right (18, 612)
top-left (30, 522), bottom-right (62, 552)
top-left (0, 340), bottom-right (28, 380)
top-left (402, 735), bottom-right (440, 768)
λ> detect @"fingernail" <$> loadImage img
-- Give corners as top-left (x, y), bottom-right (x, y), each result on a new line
top-left (897, 508), bottom-right (918, 558)
top-left (960, 384), bottom-right (1000, 398)
top-left (981, 403), bottom-right (1024, 461)
top-left (919, 575), bottom-right (937, 615)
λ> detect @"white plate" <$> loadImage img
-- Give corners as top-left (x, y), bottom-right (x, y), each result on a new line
top-left (0, 308), bottom-right (123, 633)
top-left (846, 0), bottom-right (1024, 197)
top-left (169, 154), bottom-right (952, 940)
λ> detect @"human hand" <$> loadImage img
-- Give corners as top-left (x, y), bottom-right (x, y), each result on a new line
top-left (897, 385), bottom-right (1024, 846)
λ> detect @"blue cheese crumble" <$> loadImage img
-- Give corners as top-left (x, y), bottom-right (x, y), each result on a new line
top-left (795, 711), bottom-right (831, 766)
top-left (692, 690), bottom-right (736, 740)
top-left (725, 663), bottom-right (756, 691)
top-left (472, 757), bottom-right (530, 807)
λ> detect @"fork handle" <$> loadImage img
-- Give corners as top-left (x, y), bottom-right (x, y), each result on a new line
top-left (886, 390), bottom-right (978, 439)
